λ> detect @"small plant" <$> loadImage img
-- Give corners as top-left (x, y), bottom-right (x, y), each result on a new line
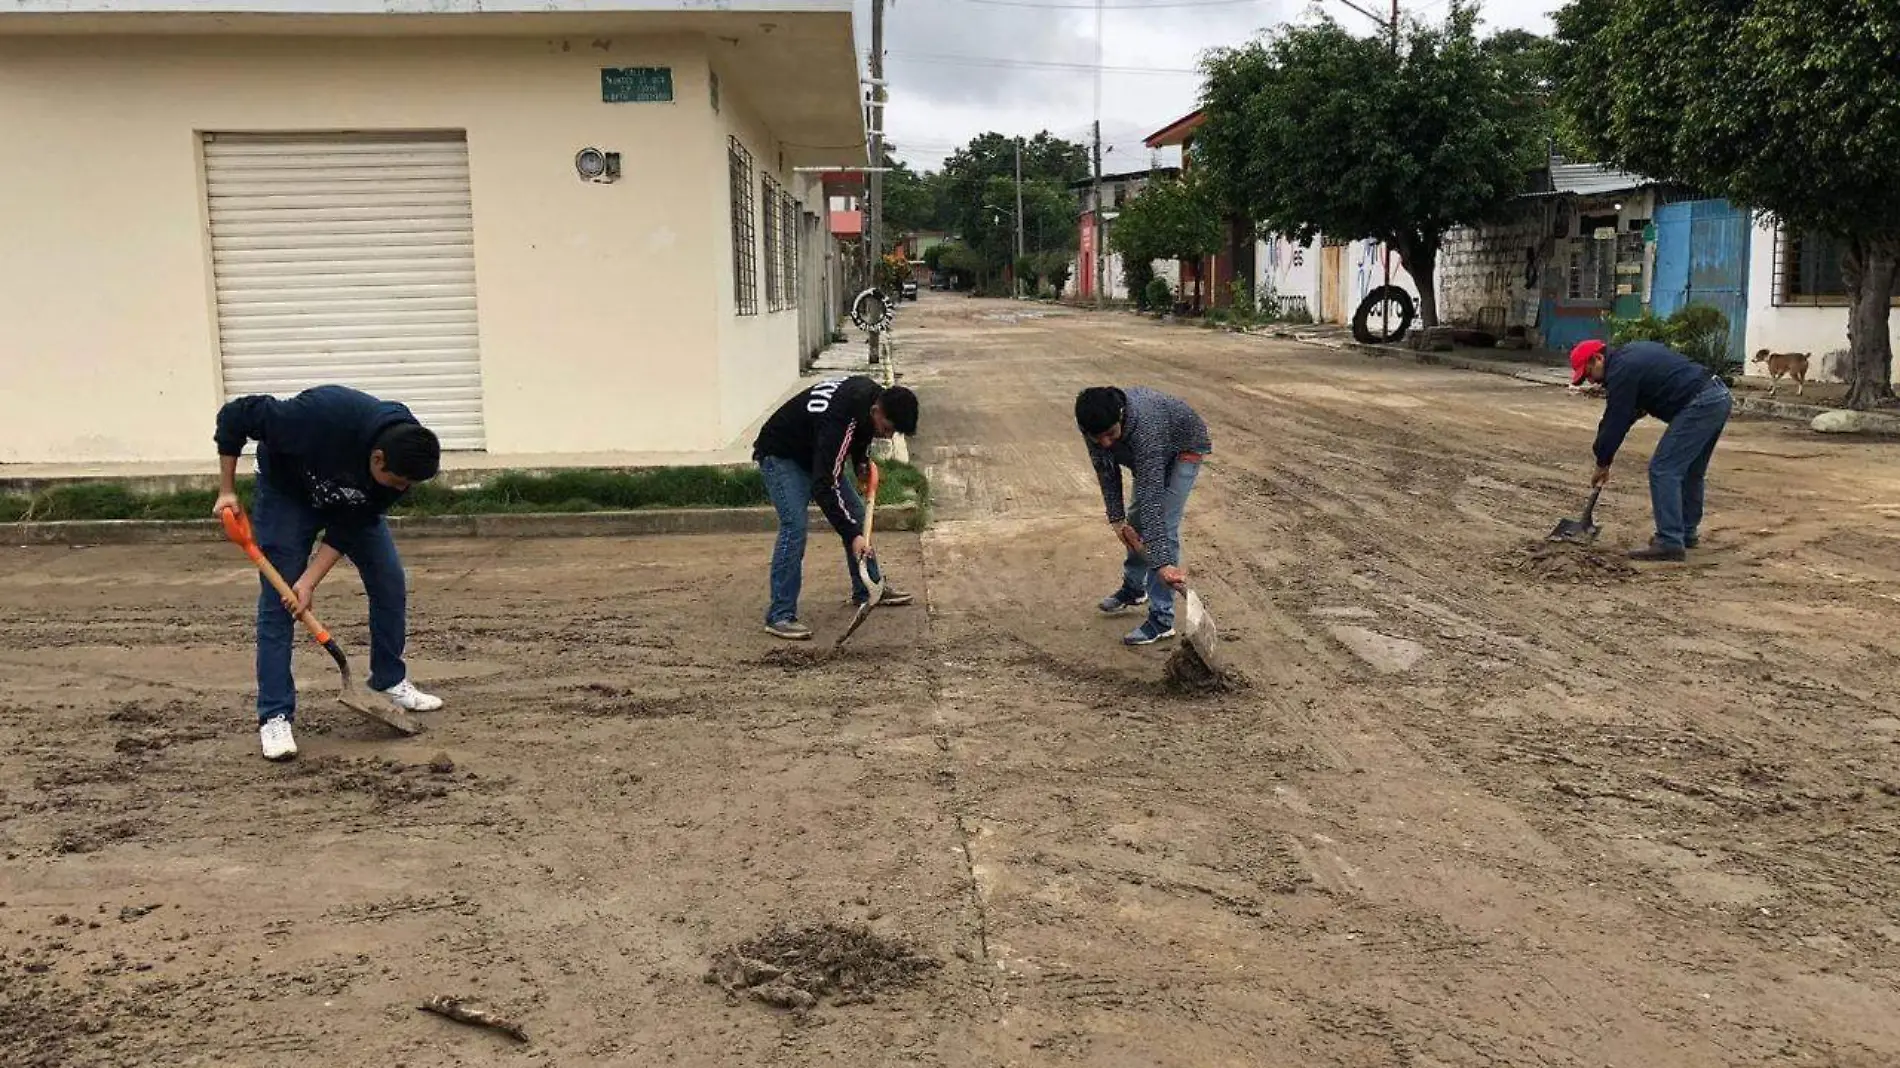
top-left (1227, 280), bottom-right (1257, 329)
top-left (1280, 298), bottom-right (1314, 325)
top-left (1125, 259), bottom-right (1157, 309)
top-left (1609, 304), bottom-right (1734, 382)
top-left (1144, 276), bottom-right (1175, 315)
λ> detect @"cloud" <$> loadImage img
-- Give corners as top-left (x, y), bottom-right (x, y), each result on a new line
top-left (857, 0), bottom-right (1566, 170)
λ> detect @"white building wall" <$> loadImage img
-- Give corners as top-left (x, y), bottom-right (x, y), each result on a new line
top-left (1258, 234), bottom-right (1321, 321)
top-left (1743, 216), bottom-right (1900, 382)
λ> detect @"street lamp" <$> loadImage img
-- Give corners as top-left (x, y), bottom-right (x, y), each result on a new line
top-left (984, 204), bottom-right (1025, 299)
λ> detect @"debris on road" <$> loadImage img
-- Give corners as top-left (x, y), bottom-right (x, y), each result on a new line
top-left (1506, 540), bottom-right (1637, 583)
top-left (418, 994), bottom-right (530, 1043)
top-left (706, 922), bottom-right (940, 1013)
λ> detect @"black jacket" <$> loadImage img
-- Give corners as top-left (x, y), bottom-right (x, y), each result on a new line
top-left (215, 385), bottom-right (419, 522)
top-left (1593, 342), bottom-right (1716, 466)
top-left (753, 376), bottom-right (881, 542)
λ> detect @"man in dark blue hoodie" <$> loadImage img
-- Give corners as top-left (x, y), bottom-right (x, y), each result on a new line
top-left (1570, 339), bottom-right (1732, 562)
top-left (213, 385), bottom-right (444, 760)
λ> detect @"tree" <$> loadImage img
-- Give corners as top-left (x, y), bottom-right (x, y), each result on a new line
top-left (1109, 173), bottom-right (1224, 286)
top-left (1552, 0), bottom-right (1900, 410)
top-left (881, 159), bottom-right (939, 238)
top-left (938, 131), bottom-right (1090, 286)
top-left (1197, 4), bottom-right (1542, 326)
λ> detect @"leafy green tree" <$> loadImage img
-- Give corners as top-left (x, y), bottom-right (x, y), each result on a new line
top-left (881, 158), bottom-right (939, 238)
top-left (1109, 173), bottom-right (1223, 277)
top-left (1553, 0), bottom-right (1900, 409)
top-left (1109, 172), bottom-right (1222, 307)
top-left (939, 132), bottom-right (1089, 279)
top-left (1197, 4), bottom-right (1542, 326)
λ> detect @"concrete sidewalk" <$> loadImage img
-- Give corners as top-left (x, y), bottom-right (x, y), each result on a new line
top-left (1266, 325), bottom-right (1900, 436)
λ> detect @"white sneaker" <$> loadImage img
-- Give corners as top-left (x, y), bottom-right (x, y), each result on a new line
top-left (380, 679), bottom-right (444, 713)
top-left (259, 717), bottom-right (298, 761)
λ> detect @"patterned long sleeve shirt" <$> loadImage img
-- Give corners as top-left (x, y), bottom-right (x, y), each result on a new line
top-left (1084, 387), bottom-right (1212, 567)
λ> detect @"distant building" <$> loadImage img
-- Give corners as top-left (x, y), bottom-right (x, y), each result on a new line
top-left (0, 0), bottom-right (865, 464)
top-left (1071, 166), bottom-right (1181, 302)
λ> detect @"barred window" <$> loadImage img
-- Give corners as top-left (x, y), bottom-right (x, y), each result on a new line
top-left (728, 137), bottom-right (758, 316)
top-left (779, 189), bottom-right (799, 307)
top-left (762, 175), bottom-right (785, 312)
top-left (1774, 223), bottom-right (1848, 307)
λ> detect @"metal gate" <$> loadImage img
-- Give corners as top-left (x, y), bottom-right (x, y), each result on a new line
top-left (204, 131), bottom-right (487, 450)
top-left (1651, 199), bottom-right (1751, 365)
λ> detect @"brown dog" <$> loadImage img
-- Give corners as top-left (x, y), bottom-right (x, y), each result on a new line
top-left (1753, 349), bottom-right (1810, 395)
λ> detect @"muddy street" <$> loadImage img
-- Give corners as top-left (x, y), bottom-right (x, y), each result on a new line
top-left (6, 296), bottom-right (1900, 1066)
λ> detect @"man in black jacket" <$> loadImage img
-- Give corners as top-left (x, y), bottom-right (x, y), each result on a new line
top-left (1571, 339), bottom-right (1733, 562)
top-left (213, 385), bottom-right (444, 760)
top-left (752, 376), bottom-right (920, 640)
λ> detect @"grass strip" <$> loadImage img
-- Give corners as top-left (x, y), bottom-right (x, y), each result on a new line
top-left (0, 462), bottom-right (930, 524)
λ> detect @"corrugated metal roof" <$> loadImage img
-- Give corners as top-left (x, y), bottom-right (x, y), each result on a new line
top-left (1547, 160), bottom-right (1656, 196)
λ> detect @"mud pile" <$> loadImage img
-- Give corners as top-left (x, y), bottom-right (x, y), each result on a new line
top-left (706, 922), bottom-right (940, 1013)
top-left (1505, 540), bottom-right (1636, 583)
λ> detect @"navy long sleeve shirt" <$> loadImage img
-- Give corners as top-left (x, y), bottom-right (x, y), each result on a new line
top-left (1084, 387), bottom-right (1212, 568)
top-left (214, 385), bottom-right (420, 522)
top-left (1592, 342), bottom-right (1714, 467)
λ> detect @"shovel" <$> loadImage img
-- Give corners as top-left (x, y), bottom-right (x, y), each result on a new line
top-left (834, 463), bottom-right (883, 650)
top-left (1546, 486), bottom-right (1602, 544)
top-left (220, 507), bottom-right (421, 736)
top-left (1130, 536), bottom-right (1225, 684)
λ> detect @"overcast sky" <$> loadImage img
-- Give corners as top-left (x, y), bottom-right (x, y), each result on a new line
top-left (853, 0), bottom-right (1566, 172)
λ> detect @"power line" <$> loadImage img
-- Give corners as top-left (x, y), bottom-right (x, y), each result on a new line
top-left (947, 0), bottom-right (1267, 9)
top-left (886, 50), bottom-right (1199, 75)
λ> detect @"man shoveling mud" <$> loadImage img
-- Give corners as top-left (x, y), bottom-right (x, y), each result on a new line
top-left (1570, 339), bottom-right (1733, 562)
top-left (213, 385), bottom-right (446, 761)
top-left (753, 377), bottom-right (920, 640)
top-left (1075, 386), bottom-right (1212, 645)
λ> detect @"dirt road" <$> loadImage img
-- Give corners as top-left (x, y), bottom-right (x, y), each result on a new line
top-left (5, 296), bottom-right (1900, 1066)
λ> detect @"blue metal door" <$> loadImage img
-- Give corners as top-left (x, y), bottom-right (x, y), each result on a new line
top-left (1652, 199), bottom-right (1751, 364)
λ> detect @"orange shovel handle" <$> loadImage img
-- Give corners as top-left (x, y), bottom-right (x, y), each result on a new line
top-left (219, 505), bottom-right (332, 644)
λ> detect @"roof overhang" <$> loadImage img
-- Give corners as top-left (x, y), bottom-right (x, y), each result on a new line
top-left (1144, 108), bottom-right (1206, 149)
top-left (0, 1), bottom-right (865, 168)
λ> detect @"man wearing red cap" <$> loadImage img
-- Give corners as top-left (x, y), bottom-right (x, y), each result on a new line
top-left (1570, 338), bottom-right (1732, 561)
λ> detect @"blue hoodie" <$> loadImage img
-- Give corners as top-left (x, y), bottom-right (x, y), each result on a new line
top-left (215, 385), bottom-right (420, 521)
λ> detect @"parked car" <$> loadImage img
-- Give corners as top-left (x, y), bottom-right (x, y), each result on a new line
top-left (900, 279), bottom-right (919, 301)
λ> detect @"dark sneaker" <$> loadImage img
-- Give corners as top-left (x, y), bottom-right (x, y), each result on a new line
top-left (1629, 542), bottom-right (1687, 563)
top-left (1099, 587), bottom-right (1148, 615)
top-left (1684, 536), bottom-right (1700, 549)
top-left (765, 619), bottom-right (813, 641)
top-left (1123, 619), bottom-right (1177, 646)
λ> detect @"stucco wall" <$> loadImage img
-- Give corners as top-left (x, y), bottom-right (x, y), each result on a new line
top-left (1743, 218), bottom-right (1900, 383)
top-left (1258, 234), bottom-right (1321, 322)
top-left (0, 32), bottom-right (784, 464)
top-left (709, 56), bottom-right (805, 443)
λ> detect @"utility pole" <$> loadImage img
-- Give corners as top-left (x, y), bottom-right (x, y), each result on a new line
top-left (1014, 137), bottom-right (1026, 300)
top-left (1090, 0), bottom-right (1105, 309)
top-left (867, 0), bottom-right (886, 363)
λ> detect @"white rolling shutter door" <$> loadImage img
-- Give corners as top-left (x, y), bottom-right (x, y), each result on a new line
top-left (205, 132), bottom-right (486, 450)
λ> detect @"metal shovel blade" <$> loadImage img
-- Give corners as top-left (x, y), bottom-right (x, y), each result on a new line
top-left (1546, 487), bottom-right (1602, 545)
top-left (322, 638), bottom-right (422, 735)
top-left (1178, 589), bottom-right (1222, 673)
top-left (834, 555), bottom-right (884, 650)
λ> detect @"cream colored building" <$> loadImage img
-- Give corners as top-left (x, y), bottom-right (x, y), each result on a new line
top-left (0, 1), bottom-right (864, 464)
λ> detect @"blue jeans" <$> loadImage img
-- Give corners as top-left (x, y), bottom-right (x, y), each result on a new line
top-left (759, 455), bottom-right (875, 624)
top-left (1649, 379), bottom-right (1731, 550)
top-left (1117, 459), bottom-right (1202, 629)
top-left (252, 470), bottom-right (408, 724)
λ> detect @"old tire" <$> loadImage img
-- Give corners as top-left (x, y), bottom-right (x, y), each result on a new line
top-left (1352, 285), bottom-right (1416, 345)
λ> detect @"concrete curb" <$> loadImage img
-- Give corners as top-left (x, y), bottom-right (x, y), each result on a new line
top-left (0, 504), bottom-right (923, 547)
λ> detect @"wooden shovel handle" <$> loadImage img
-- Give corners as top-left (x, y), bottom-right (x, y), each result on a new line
top-left (862, 462), bottom-right (880, 545)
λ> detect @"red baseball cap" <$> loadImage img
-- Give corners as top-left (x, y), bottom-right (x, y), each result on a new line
top-left (1569, 340), bottom-right (1606, 385)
